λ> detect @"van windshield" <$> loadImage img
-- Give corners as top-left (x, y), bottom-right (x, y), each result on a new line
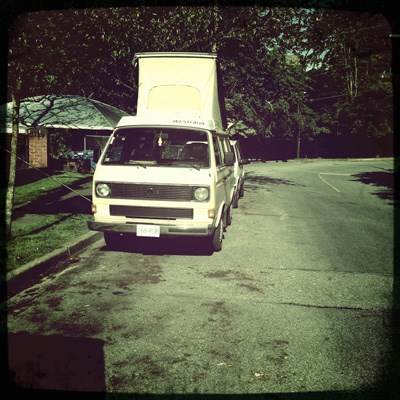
top-left (102, 127), bottom-right (210, 168)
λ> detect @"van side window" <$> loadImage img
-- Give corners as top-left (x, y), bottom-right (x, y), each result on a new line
top-left (213, 136), bottom-right (222, 166)
top-left (226, 138), bottom-right (234, 154)
top-left (220, 137), bottom-right (232, 165)
top-left (235, 142), bottom-right (243, 160)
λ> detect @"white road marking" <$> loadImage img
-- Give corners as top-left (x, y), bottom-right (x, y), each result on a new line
top-left (319, 173), bottom-right (352, 176)
top-left (318, 173), bottom-right (351, 193)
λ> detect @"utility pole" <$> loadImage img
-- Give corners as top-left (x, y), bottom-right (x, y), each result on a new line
top-left (210, 3), bottom-right (218, 53)
top-left (5, 89), bottom-right (21, 239)
top-left (296, 102), bottom-right (301, 159)
top-left (296, 91), bottom-right (311, 159)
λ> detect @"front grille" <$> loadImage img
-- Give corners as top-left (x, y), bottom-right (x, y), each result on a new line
top-left (110, 205), bottom-right (193, 220)
top-left (109, 183), bottom-right (192, 201)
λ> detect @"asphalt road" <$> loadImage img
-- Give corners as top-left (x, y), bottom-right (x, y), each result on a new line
top-left (5, 158), bottom-right (395, 396)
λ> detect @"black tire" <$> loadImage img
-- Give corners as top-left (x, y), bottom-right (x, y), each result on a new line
top-left (210, 220), bottom-right (223, 252)
top-left (233, 190), bottom-right (239, 208)
top-left (239, 183), bottom-right (244, 198)
top-left (226, 203), bottom-right (232, 227)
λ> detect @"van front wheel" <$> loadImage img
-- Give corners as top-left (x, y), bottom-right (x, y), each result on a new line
top-left (210, 220), bottom-right (223, 252)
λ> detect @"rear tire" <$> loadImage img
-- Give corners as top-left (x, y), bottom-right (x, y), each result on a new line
top-left (233, 190), bottom-right (239, 208)
top-left (239, 183), bottom-right (244, 198)
top-left (226, 203), bottom-right (232, 227)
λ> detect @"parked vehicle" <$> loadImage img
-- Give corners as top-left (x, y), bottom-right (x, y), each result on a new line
top-left (230, 140), bottom-right (250, 208)
top-left (88, 52), bottom-right (235, 252)
top-left (65, 150), bottom-right (94, 172)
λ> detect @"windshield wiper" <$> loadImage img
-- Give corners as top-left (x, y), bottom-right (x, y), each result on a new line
top-left (127, 160), bottom-right (147, 168)
top-left (159, 159), bottom-right (202, 170)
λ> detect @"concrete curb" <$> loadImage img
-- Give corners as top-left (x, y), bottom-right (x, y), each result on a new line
top-left (6, 231), bottom-right (103, 282)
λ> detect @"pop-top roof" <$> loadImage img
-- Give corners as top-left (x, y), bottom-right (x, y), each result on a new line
top-left (133, 52), bottom-right (226, 131)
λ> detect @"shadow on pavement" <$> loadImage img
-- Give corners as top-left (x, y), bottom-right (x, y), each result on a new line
top-left (13, 176), bottom-right (93, 219)
top-left (352, 171), bottom-right (395, 203)
top-left (7, 331), bottom-right (106, 393)
top-left (100, 235), bottom-right (214, 256)
top-left (244, 173), bottom-right (299, 192)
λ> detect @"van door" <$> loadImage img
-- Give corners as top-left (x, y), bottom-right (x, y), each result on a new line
top-left (212, 135), bottom-right (228, 223)
top-left (212, 135), bottom-right (234, 227)
top-left (221, 137), bottom-right (235, 205)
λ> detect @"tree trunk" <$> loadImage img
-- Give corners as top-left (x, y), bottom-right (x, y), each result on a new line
top-left (5, 94), bottom-right (20, 240)
top-left (210, 5), bottom-right (218, 53)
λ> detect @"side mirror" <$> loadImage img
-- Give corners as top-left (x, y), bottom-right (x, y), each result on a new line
top-left (224, 151), bottom-right (235, 166)
top-left (240, 158), bottom-right (250, 165)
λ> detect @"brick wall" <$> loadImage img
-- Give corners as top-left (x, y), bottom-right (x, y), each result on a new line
top-left (28, 135), bottom-right (48, 168)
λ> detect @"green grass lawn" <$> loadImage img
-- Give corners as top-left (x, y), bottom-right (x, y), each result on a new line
top-left (5, 172), bottom-right (93, 271)
top-left (7, 214), bottom-right (90, 270)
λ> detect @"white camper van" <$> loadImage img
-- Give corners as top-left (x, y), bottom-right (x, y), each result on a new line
top-left (88, 52), bottom-right (235, 252)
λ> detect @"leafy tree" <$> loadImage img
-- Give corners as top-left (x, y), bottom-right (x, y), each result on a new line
top-left (5, 14), bottom-right (30, 239)
top-left (6, 5), bottom-right (394, 162)
top-left (306, 9), bottom-right (392, 154)
top-left (3, 3), bottom-right (394, 238)
top-left (4, 7), bottom-right (151, 237)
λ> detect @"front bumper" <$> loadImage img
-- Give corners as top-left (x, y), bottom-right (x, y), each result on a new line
top-left (87, 220), bottom-right (213, 237)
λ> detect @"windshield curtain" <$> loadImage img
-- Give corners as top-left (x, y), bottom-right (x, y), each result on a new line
top-left (102, 127), bottom-right (210, 167)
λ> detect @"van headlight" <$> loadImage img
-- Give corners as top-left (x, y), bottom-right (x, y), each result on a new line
top-left (96, 183), bottom-right (111, 197)
top-left (193, 187), bottom-right (209, 201)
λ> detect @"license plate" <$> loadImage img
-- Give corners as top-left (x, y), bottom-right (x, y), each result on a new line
top-left (137, 224), bottom-right (160, 237)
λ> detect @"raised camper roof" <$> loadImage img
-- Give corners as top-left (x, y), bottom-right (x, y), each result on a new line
top-left (132, 52), bottom-right (227, 131)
